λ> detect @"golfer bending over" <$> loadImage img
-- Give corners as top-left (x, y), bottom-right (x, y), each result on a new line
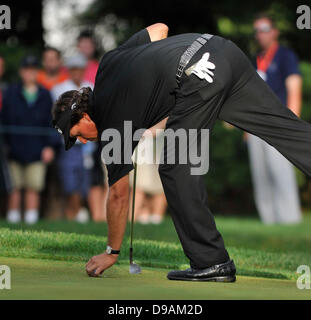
top-left (52, 23), bottom-right (311, 282)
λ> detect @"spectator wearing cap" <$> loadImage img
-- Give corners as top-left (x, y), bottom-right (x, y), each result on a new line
top-left (77, 30), bottom-right (99, 84)
top-left (77, 31), bottom-right (108, 222)
top-left (0, 54), bottom-right (56, 224)
top-left (37, 47), bottom-right (68, 91)
top-left (51, 53), bottom-right (94, 223)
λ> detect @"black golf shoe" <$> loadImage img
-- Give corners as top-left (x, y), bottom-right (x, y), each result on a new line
top-left (167, 259), bottom-right (236, 282)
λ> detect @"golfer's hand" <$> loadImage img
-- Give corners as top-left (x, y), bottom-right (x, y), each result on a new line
top-left (86, 252), bottom-right (118, 277)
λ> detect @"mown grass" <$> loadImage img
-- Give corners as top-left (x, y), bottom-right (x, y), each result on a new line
top-left (0, 214), bottom-right (311, 281)
top-left (1, 257), bottom-right (310, 300)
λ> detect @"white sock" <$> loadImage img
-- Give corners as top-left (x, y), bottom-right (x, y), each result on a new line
top-left (75, 207), bottom-right (89, 223)
top-left (137, 213), bottom-right (150, 224)
top-left (6, 209), bottom-right (21, 223)
top-left (24, 209), bottom-right (39, 225)
top-left (149, 213), bottom-right (164, 224)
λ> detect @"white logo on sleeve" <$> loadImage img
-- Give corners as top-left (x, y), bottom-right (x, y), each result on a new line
top-left (186, 52), bottom-right (216, 83)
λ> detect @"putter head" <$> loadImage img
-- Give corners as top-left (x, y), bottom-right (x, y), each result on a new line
top-left (129, 262), bottom-right (141, 274)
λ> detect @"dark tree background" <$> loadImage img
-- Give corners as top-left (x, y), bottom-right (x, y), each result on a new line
top-left (1, 0), bottom-right (309, 67)
top-left (0, 0), bottom-right (44, 83)
top-left (79, 0), bottom-right (311, 60)
top-left (1, 0), bottom-right (309, 73)
top-left (0, 0), bottom-right (44, 47)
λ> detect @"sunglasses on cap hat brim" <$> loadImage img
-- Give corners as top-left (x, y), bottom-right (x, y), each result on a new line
top-left (53, 108), bottom-right (77, 151)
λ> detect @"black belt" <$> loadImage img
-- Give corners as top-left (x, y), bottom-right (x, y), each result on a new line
top-left (176, 33), bottom-right (213, 83)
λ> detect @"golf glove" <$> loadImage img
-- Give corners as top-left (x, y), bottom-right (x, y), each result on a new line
top-left (190, 52), bottom-right (216, 83)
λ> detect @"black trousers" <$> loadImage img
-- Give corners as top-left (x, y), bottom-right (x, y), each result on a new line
top-left (158, 35), bottom-right (311, 269)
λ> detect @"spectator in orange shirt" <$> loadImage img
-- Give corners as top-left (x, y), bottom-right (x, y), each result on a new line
top-left (37, 47), bottom-right (68, 90)
top-left (77, 30), bottom-right (99, 84)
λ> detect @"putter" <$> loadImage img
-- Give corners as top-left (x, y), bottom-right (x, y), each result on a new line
top-left (129, 147), bottom-right (141, 274)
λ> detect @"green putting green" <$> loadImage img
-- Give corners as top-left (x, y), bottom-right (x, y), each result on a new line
top-left (1, 215), bottom-right (311, 299)
top-left (1, 216), bottom-right (311, 281)
top-left (0, 257), bottom-right (309, 300)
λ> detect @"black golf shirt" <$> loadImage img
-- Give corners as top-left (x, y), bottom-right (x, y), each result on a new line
top-left (89, 29), bottom-right (202, 186)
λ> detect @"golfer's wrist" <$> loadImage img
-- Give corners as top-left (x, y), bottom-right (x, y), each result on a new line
top-left (106, 244), bottom-right (121, 255)
top-left (104, 252), bottom-right (119, 260)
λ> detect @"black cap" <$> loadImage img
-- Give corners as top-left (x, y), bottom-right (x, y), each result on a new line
top-left (20, 54), bottom-right (40, 68)
top-left (53, 103), bottom-right (77, 151)
top-left (53, 90), bottom-right (95, 151)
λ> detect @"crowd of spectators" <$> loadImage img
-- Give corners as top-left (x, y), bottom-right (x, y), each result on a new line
top-left (0, 30), bottom-right (167, 225)
top-left (0, 31), bottom-right (110, 224)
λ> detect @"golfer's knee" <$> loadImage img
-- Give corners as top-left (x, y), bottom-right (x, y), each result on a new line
top-left (109, 176), bottom-right (129, 203)
top-left (109, 187), bottom-right (128, 202)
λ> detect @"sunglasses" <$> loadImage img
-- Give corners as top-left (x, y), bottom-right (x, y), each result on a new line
top-left (254, 24), bottom-right (273, 34)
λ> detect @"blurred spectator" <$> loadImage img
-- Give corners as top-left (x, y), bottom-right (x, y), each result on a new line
top-left (77, 30), bottom-right (99, 84)
top-left (129, 132), bottom-right (167, 224)
top-left (77, 30), bottom-right (107, 222)
top-left (0, 56), bottom-right (11, 195)
top-left (51, 53), bottom-right (94, 223)
top-left (37, 47), bottom-right (68, 90)
top-left (1, 54), bottom-right (55, 224)
top-left (88, 143), bottom-right (108, 222)
top-left (0, 121), bottom-right (11, 195)
top-left (245, 13), bottom-right (303, 224)
top-left (0, 56), bottom-right (7, 111)
top-left (0, 56), bottom-right (4, 76)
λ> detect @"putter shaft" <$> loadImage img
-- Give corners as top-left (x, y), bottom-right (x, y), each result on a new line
top-left (130, 148), bottom-right (138, 265)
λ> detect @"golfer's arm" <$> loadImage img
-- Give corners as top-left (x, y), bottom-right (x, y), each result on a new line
top-left (286, 74), bottom-right (302, 117)
top-left (146, 23), bottom-right (168, 41)
top-left (106, 174), bottom-right (129, 251)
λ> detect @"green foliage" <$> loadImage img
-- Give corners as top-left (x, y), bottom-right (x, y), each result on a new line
top-left (301, 62), bottom-right (311, 104)
top-left (0, 43), bottom-right (42, 83)
top-left (80, 0), bottom-right (311, 60)
top-left (204, 121), bottom-right (253, 213)
top-left (207, 123), bottom-right (251, 191)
